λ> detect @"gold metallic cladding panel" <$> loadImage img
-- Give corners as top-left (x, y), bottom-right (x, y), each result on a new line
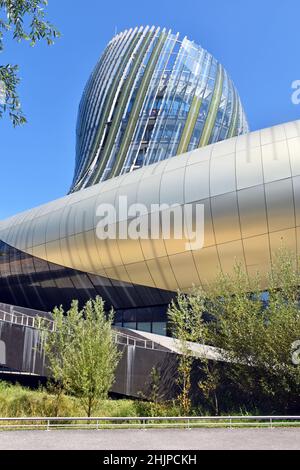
top-left (164, 235), bottom-right (192, 257)
top-left (82, 230), bottom-right (107, 275)
top-left (210, 152), bottom-right (236, 197)
top-left (236, 130), bottom-right (261, 152)
top-left (297, 227), bottom-right (300, 252)
top-left (61, 205), bottom-right (78, 239)
top-left (164, 153), bottom-right (188, 172)
top-left (105, 265), bottom-right (132, 285)
top-left (160, 168), bottom-right (185, 206)
top-left (5, 217), bottom-right (24, 249)
top-left (59, 236), bottom-right (75, 270)
top-left (125, 262), bottom-right (156, 288)
top-left (96, 232), bottom-right (123, 268)
top-left (73, 196), bottom-right (99, 234)
top-left (211, 192), bottom-right (241, 244)
top-left (136, 173), bottom-right (161, 210)
top-left (45, 239), bottom-right (63, 267)
top-left (265, 179), bottom-right (295, 232)
top-left (284, 120), bottom-right (300, 139)
top-left (269, 228), bottom-right (297, 259)
top-left (12, 220), bottom-right (30, 251)
top-left (116, 183), bottom-right (139, 217)
top-left (0, 121), bottom-right (300, 293)
top-left (243, 234), bottom-right (271, 267)
top-left (261, 140), bottom-right (291, 183)
top-left (185, 160), bottom-right (210, 203)
top-left (28, 244), bottom-right (47, 260)
top-left (137, 212), bottom-right (167, 259)
top-left (238, 185), bottom-right (268, 238)
top-left (146, 257), bottom-right (179, 291)
top-left (236, 147), bottom-right (264, 190)
top-left (190, 199), bottom-right (216, 249)
top-left (32, 216), bottom-right (48, 247)
top-left (46, 210), bottom-right (64, 243)
top-left (260, 124), bottom-right (286, 145)
top-left (168, 252), bottom-right (201, 290)
top-left (11, 205), bottom-right (50, 251)
top-left (59, 205), bottom-right (74, 240)
top-left (117, 235), bottom-right (145, 265)
top-left (294, 176), bottom-right (300, 226)
top-left (72, 232), bottom-right (99, 273)
top-left (217, 240), bottom-right (246, 274)
top-left (192, 246), bottom-right (221, 284)
top-left (187, 145), bottom-right (213, 165)
top-left (287, 137), bottom-right (300, 176)
top-left (140, 237), bottom-right (167, 260)
top-left (212, 136), bottom-right (236, 158)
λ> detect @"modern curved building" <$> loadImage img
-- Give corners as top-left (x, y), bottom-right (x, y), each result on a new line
top-left (0, 27), bottom-right (299, 337)
top-left (0, 120), bottom-right (300, 333)
top-left (71, 26), bottom-right (249, 192)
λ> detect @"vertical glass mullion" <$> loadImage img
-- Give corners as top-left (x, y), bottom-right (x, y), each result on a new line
top-left (76, 30), bottom-right (134, 183)
top-left (88, 26), bottom-right (152, 185)
top-left (105, 27), bottom-right (160, 178)
top-left (144, 41), bottom-right (187, 165)
top-left (187, 52), bottom-right (212, 151)
top-left (211, 70), bottom-right (229, 143)
top-left (145, 37), bottom-right (190, 165)
top-left (198, 61), bottom-right (223, 147)
top-left (75, 36), bottom-right (121, 181)
top-left (123, 31), bottom-right (176, 172)
top-left (75, 40), bottom-right (114, 175)
top-left (76, 36), bottom-right (119, 162)
top-left (167, 45), bottom-right (206, 158)
top-left (77, 27), bottom-right (145, 190)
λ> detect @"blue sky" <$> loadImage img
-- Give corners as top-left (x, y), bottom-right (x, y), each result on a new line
top-left (1, 0), bottom-right (300, 219)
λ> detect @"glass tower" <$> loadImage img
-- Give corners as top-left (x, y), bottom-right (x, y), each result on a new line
top-left (71, 26), bottom-right (249, 192)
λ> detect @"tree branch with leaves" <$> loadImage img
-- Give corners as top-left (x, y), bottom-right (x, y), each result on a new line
top-left (168, 288), bottom-right (208, 415)
top-left (40, 297), bottom-right (122, 417)
top-left (0, 0), bottom-right (59, 126)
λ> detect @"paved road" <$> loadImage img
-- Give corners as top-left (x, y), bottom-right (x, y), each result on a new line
top-left (0, 428), bottom-right (300, 450)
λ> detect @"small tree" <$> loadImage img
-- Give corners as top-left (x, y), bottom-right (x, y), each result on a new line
top-left (197, 248), bottom-right (300, 411)
top-left (40, 303), bottom-right (79, 416)
top-left (149, 367), bottom-right (161, 407)
top-left (168, 248), bottom-right (300, 413)
top-left (168, 289), bottom-right (208, 415)
top-left (198, 360), bottom-right (220, 416)
top-left (40, 297), bottom-right (122, 417)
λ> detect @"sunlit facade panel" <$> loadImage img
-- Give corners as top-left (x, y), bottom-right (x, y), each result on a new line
top-left (0, 121), bottom-right (299, 333)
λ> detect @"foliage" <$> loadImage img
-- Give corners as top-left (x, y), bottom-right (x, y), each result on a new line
top-left (197, 361), bottom-right (220, 415)
top-left (168, 289), bottom-right (208, 414)
top-left (0, 0), bottom-right (60, 125)
top-left (205, 249), bottom-right (300, 410)
top-left (40, 297), bottom-right (122, 417)
top-left (149, 367), bottom-right (160, 405)
top-left (0, 381), bottom-right (183, 419)
top-left (168, 248), bottom-right (300, 413)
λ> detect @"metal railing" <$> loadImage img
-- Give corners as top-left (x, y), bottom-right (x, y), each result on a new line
top-left (0, 416), bottom-right (300, 431)
top-left (0, 308), bottom-right (165, 352)
top-left (0, 308), bottom-right (54, 331)
top-left (113, 330), bottom-right (165, 351)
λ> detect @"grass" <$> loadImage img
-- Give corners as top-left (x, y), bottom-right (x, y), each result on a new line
top-left (0, 381), bottom-right (181, 419)
top-left (0, 382), bottom-right (299, 430)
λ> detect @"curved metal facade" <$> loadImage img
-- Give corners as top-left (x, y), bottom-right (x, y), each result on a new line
top-left (0, 121), bottom-right (299, 331)
top-left (71, 26), bottom-right (249, 192)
